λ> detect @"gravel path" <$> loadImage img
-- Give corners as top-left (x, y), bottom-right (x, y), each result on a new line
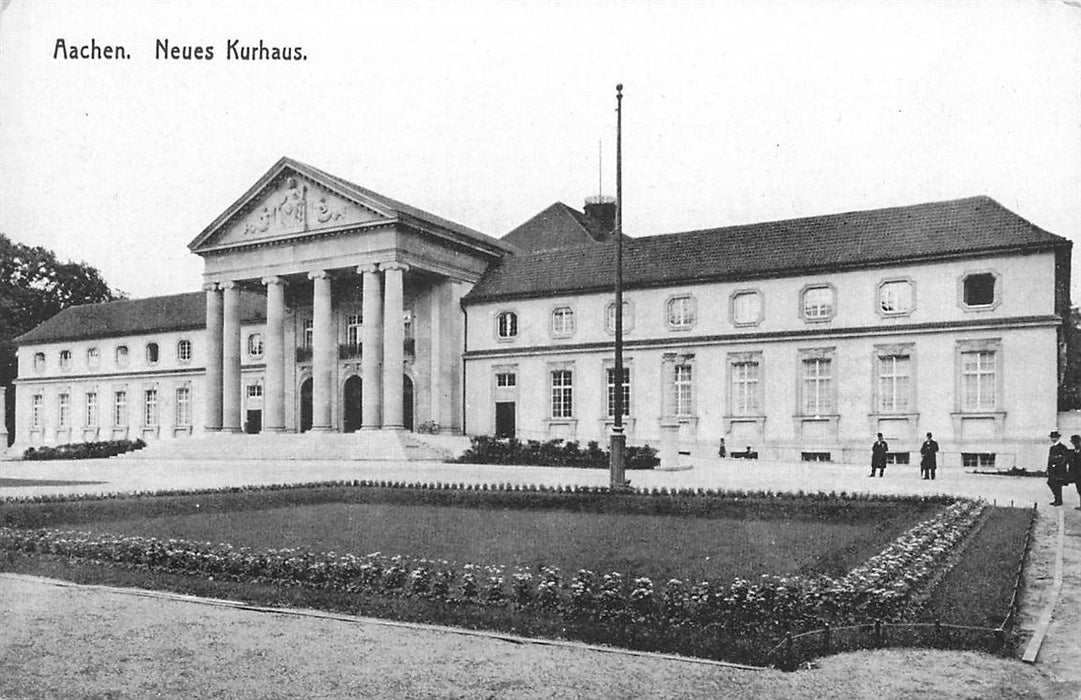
top-left (1, 457), bottom-right (1079, 698)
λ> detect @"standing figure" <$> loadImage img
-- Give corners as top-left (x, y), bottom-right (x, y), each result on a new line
top-left (1047, 430), bottom-right (1069, 507)
top-left (1070, 435), bottom-right (1081, 510)
top-left (718, 437), bottom-right (727, 459)
top-left (869, 433), bottom-right (889, 477)
top-left (920, 432), bottom-right (940, 480)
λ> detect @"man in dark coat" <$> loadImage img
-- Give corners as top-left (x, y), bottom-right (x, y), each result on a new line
top-left (920, 432), bottom-right (940, 480)
top-left (869, 433), bottom-right (889, 477)
top-left (1070, 435), bottom-right (1081, 510)
top-left (1047, 430), bottom-right (1069, 507)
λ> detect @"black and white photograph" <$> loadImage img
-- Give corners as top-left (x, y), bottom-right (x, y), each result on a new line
top-left (1, 1), bottom-right (1079, 697)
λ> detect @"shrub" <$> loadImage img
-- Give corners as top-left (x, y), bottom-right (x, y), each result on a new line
top-left (23, 438), bottom-right (146, 461)
top-left (454, 436), bottom-right (658, 470)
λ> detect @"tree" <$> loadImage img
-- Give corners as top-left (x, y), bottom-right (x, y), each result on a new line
top-left (1, 233), bottom-right (121, 444)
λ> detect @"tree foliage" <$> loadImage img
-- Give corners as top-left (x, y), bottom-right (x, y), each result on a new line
top-left (1, 233), bottom-right (120, 441)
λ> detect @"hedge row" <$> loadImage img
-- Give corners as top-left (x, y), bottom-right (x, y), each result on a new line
top-left (0, 501), bottom-right (984, 650)
top-left (23, 439), bottom-right (146, 461)
top-left (453, 436), bottom-right (658, 469)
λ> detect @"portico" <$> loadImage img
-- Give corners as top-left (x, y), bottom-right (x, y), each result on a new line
top-left (189, 157), bottom-right (508, 435)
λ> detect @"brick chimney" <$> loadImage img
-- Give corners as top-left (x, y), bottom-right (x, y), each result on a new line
top-left (583, 195), bottom-right (616, 236)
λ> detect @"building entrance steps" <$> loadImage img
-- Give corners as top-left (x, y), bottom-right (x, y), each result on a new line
top-left (118, 431), bottom-right (459, 462)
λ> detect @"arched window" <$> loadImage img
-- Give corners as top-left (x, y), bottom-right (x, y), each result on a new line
top-left (247, 333), bottom-right (264, 358)
top-left (176, 339), bottom-right (192, 362)
top-left (146, 343), bottom-right (159, 364)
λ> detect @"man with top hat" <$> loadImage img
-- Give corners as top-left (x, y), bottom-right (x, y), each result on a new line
top-left (920, 432), bottom-right (940, 480)
top-left (1047, 430), bottom-right (1070, 506)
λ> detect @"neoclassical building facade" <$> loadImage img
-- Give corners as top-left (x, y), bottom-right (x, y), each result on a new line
top-left (10, 158), bottom-right (1074, 468)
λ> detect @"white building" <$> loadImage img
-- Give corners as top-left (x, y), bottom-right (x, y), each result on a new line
top-left (10, 158), bottom-right (1073, 467)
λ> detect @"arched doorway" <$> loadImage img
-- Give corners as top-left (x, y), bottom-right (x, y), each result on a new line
top-left (299, 378), bottom-right (313, 433)
top-left (343, 376), bottom-right (362, 433)
top-left (403, 374), bottom-right (414, 431)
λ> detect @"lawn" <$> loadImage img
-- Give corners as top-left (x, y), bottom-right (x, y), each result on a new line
top-left (7, 485), bottom-right (939, 582)
top-left (0, 483), bottom-right (1033, 665)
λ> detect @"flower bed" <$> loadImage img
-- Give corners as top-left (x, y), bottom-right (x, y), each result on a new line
top-left (0, 498), bottom-right (984, 663)
top-left (452, 436), bottom-right (659, 470)
top-left (22, 439), bottom-right (146, 461)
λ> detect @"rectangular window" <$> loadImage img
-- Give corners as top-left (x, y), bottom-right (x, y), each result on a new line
top-left (731, 361), bottom-right (760, 415)
top-left (58, 393), bottom-right (70, 428)
top-left (731, 291), bottom-right (762, 325)
top-left (803, 286), bottom-right (834, 320)
top-left (674, 364), bottom-right (693, 416)
top-left (85, 392), bottom-right (98, 427)
top-left (879, 280), bottom-right (913, 314)
top-left (31, 394), bottom-right (43, 428)
top-left (303, 319), bottom-right (314, 348)
top-left (606, 301), bottom-right (633, 333)
top-left (247, 383), bottom-right (263, 398)
top-left (114, 391), bottom-right (127, 426)
top-left (802, 358), bottom-right (832, 414)
top-left (551, 370), bottom-right (573, 418)
top-left (551, 307), bottom-right (575, 336)
top-left (801, 452), bottom-right (832, 462)
top-left (606, 367), bottom-right (631, 417)
top-left (495, 372), bottom-right (516, 388)
top-left (667, 296), bottom-right (696, 328)
top-left (144, 389), bottom-right (158, 426)
top-left (176, 387), bottom-right (192, 426)
top-left (878, 355), bottom-right (911, 412)
top-left (347, 313), bottom-right (362, 348)
top-left (961, 350), bottom-right (996, 410)
top-left (962, 452), bottom-right (996, 468)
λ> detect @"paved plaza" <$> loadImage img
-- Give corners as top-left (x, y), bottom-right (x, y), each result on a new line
top-left (1, 455), bottom-right (1079, 698)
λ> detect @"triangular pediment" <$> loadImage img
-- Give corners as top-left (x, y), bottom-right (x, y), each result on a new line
top-left (190, 160), bottom-right (393, 252)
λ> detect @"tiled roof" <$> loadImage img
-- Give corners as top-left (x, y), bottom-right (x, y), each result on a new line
top-left (501, 202), bottom-right (605, 253)
top-left (296, 159), bottom-right (511, 252)
top-left (15, 291), bottom-right (266, 345)
top-left (465, 196), bottom-right (1070, 304)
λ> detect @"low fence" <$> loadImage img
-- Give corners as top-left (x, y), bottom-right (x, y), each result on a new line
top-left (767, 504), bottom-right (1038, 671)
top-left (768, 621), bottom-right (1012, 670)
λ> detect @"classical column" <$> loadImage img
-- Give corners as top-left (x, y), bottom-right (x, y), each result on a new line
top-left (309, 270), bottom-right (334, 432)
top-left (381, 262), bottom-right (408, 430)
top-left (358, 264), bottom-right (383, 429)
top-left (221, 282), bottom-right (242, 433)
top-left (262, 276), bottom-right (286, 432)
top-left (203, 283), bottom-right (223, 431)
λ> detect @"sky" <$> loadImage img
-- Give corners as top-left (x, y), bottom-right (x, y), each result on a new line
top-left (1, 0), bottom-right (1079, 300)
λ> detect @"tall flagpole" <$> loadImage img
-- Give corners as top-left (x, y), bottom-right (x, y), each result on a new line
top-left (610, 83), bottom-right (627, 491)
